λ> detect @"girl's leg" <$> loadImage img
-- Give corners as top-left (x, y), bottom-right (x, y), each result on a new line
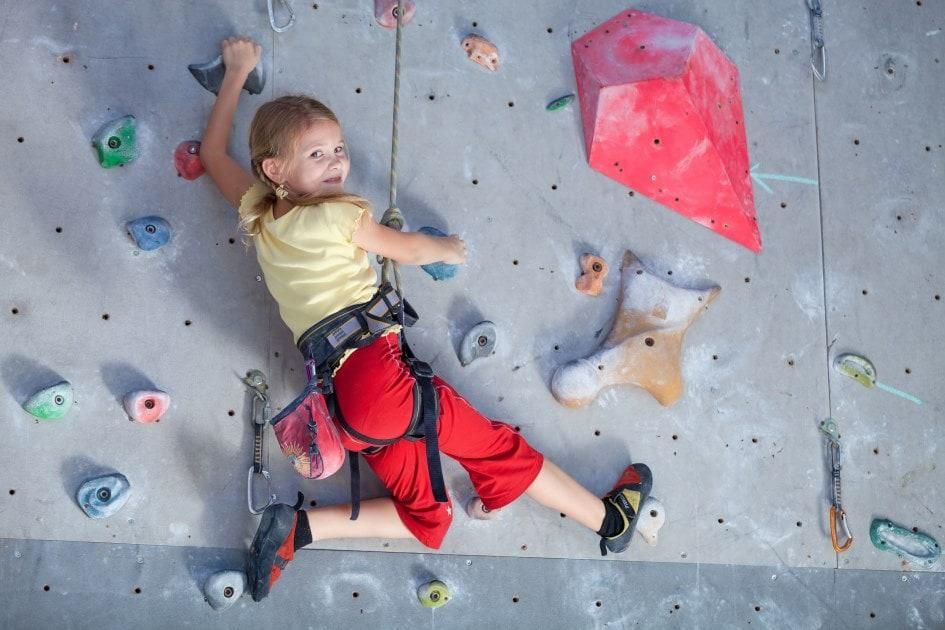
top-left (524, 459), bottom-right (605, 532)
top-left (303, 497), bottom-right (414, 544)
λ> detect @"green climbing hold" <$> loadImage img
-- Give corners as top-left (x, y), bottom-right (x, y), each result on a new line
top-left (546, 94), bottom-right (575, 111)
top-left (417, 580), bottom-right (451, 608)
top-left (870, 518), bottom-right (940, 567)
top-left (23, 381), bottom-right (74, 420)
top-left (92, 115), bottom-right (138, 168)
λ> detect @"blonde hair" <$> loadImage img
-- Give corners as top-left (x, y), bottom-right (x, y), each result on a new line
top-left (239, 95), bottom-right (372, 240)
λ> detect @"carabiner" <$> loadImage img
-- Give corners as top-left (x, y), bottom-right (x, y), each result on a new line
top-left (248, 466), bottom-right (277, 515)
top-left (829, 505), bottom-right (853, 552)
top-left (268, 0), bottom-right (296, 33)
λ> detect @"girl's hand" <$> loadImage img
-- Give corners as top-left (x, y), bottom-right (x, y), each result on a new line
top-left (221, 36), bottom-right (262, 76)
top-left (441, 234), bottom-right (467, 265)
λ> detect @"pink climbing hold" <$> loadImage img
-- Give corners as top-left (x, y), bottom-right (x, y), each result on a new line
top-left (572, 10), bottom-right (761, 252)
top-left (374, 0), bottom-right (416, 29)
top-left (462, 35), bottom-right (500, 72)
top-left (175, 140), bottom-right (205, 180)
top-left (123, 390), bottom-right (171, 423)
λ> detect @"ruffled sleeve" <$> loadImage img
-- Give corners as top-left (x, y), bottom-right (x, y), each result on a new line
top-left (330, 202), bottom-right (371, 244)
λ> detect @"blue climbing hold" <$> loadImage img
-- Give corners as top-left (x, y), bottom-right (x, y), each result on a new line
top-left (419, 226), bottom-right (458, 281)
top-left (127, 216), bottom-right (171, 251)
top-left (76, 473), bottom-right (131, 519)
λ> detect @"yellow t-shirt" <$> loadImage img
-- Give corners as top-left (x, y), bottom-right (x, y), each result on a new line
top-left (238, 182), bottom-right (399, 367)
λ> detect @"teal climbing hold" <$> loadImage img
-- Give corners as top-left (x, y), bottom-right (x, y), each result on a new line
top-left (127, 216), bottom-right (172, 251)
top-left (419, 227), bottom-right (458, 281)
top-left (23, 381), bottom-right (74, 420)
top-left (870, 518), bottom-right (940, 567)
top-left (546, 94), bottom-right (575, 111)
top-left (92, 115), bottom-right (137, 168)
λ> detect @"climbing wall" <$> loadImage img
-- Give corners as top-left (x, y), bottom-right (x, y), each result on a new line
top-left (1, 0), bottom-right (943, 626)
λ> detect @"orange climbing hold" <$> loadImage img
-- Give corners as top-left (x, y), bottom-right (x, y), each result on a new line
top-left (572, 10), bottom-right (761, 252)
top-left (462, 35), bottom-right (499, 72)
top-left (575, 254), bottom-right (608, 296)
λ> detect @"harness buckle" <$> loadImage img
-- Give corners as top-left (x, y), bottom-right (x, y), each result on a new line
top-left (408, 359), bottom-right (434, 379)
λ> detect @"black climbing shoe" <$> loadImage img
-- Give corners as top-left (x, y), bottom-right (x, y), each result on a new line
top-left (600, 463), bottom-right (653, 556)
top-left (246, 503), bottom-right (299, 602)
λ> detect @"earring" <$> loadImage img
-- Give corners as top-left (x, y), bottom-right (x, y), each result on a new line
top-left (274, 184), bottom-right (289, 199)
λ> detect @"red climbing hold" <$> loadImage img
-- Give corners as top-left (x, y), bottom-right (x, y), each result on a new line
top-left (123, 390), bottom-right (170, 423)
top-left (374, 0), bottom-right (416, 29)
top-left (175, 141), bottom-right (205, 180)
top-left (572, 10), bottom-right (761, 252)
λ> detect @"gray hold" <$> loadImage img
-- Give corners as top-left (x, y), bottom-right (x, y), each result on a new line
top-left (204, 570), bottom-right (247, 610)
top-left (460, 321), bottom-right (497, 366)
top-left (188, 55), bottom-right (266, 96)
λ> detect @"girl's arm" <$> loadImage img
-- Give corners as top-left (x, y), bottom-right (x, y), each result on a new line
top-left (200, 37), bottom-right (261, 208)
top-left (353, 213), bottom-right (467, 266)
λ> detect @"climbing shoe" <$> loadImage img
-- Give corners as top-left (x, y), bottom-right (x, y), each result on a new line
top-left (599, 463), bottom-right (653, 556)
top-left (246, 503), bottom-right (299, 602)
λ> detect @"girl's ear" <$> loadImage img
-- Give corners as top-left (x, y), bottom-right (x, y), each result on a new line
top-left (261, 157), bottom-right (287, 184)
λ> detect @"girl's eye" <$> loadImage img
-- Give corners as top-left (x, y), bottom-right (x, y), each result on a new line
top-left (310, 150), bottom-right (323, 158)
top-left (335, 145), bottom-right (346, 154)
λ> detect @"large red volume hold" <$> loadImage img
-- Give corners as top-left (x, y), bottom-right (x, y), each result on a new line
top-left (572, 9), bottom-right (761, 252)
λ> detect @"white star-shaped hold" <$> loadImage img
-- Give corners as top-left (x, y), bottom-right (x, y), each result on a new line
top-left (552, 250), bottom-right (720, 407)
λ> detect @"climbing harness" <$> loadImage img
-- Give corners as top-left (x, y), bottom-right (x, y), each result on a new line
top-left (807, 0), bottom-right (826, 81)
top-left (820, 419), bottom-right (852, 552)
top-left (243, 369), bottom-right (278, 515)
top-left (267, 0), bottom-right (296, 33)
top-left (294, 282), bottom-right (447, 520)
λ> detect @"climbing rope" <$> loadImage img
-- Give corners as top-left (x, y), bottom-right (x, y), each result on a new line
top-left (379, 0), bottom-right (407, 294)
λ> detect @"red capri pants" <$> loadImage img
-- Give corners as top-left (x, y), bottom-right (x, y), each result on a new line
top-left (332, 332), bottom-right (544, 549)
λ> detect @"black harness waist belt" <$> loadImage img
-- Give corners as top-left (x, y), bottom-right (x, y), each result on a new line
top-left (296, 283), bottom-right (447, 521)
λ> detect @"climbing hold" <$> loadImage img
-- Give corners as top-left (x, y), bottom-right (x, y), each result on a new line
top-left (552, 250), bottom-right (720, 408)
top-left (92, 115), bottom-right (137, 168)
top-left (374, 0), bottom-right (416, 29)
top-left (459, 321), bottom-right (497, 367)
top-left (23, 380), bottom-right (74, 421)
top-left (127, 216), bottom-right (172, 251)
top-left (204, 570), bottom-right (247, 610)
top-left (418, 227), bottom-right (458, 281)
top-left (417, 580), bottom-right (451, 609)
top-left (572, 10), bottom-right (761, 252)
top-left (188, 55), bottom-right (265, 96)
top-left (122, 390), bottom-right (171, 424)
top-left (174, 141), bottom-right (205, 180)
top-left (870, 519), bottom-right (940, 567)
top-left (546, 94), bottom-right (575, 111)
top-left (575, 254), bottom-right (609, 296)
top-left (465, 496), bottom-right (499, 520)
top-left (635, 497), bottom-right (666, 546)
top-left (834, 353), bottom-right (922, 405)
top-left (462, 34), bottom-right (500, 72)
top-left (76, 473), bottom-right (131, 519)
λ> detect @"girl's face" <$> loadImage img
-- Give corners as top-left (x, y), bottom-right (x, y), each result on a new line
top-left (280, 118), bottom-right (350, 196)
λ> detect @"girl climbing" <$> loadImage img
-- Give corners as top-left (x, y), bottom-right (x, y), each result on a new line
top-left (200, 36), bottom-right (653, 602)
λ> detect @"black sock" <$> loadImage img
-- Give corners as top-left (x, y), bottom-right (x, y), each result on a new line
top-left (596, 499), bottom-right (624, 538)
top-left (293, 510), bottom-right (313, 551)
